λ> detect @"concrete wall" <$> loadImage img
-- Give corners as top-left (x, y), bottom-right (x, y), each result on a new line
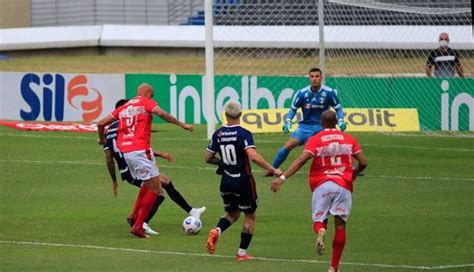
top-left (0, 0), bottom-right (31, 28)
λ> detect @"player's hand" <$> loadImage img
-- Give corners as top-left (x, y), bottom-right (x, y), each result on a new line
top-left (282, 119), bottom-right (292, 134)
top-left (162, 152), bottom-right (176, 163)
top-left (183, 124), bottom-right (194, 132)
top-left (338, 119), bottom-right (347, 132)
top-left (112, 181), bottom-right (118, 197)
top-left (97, 138), bottom-right (106, 145)
top-left (270, 178), bottom-right (284, 193)
top-left (273, 168), bottom-right (283, 177)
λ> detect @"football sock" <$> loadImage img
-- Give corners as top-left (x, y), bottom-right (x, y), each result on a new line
top-left (331, 228), bottom-right (346, 269)
top-left (216, 217), bottom-right (232, 234)
top-left (135, 191), bottom-right (158, 230)
top-left (132, 185), bottom-right (148, 217)
top-left (144, 195), bottom-right (165, 224)
top-left (163, 181), bottom-right (192, 213)
top-left (314, 221), bottom-right (327, 233)
top-left (237, 248), bottom-right (247, 256)
top-left (239, 232), bottom-right (253, 251)
top-left (272, 147), bottom-right (290, 168)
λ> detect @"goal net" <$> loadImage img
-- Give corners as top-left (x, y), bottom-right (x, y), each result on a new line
top-left (207, 0), bottom-right (473, 134)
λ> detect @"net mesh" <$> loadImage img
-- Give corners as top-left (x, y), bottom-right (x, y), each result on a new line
top-left (210, 0), bottom-right (473, 133)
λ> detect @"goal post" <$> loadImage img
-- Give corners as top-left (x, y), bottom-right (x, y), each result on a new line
top-left (205, 0), bottom-right (473, 135)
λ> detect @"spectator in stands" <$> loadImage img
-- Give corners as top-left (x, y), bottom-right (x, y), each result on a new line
top-left (425, 32), bottom-right (464, 78)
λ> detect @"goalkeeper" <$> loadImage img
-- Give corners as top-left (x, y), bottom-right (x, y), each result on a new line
top-left (266, 68), bottom-right (346, 176)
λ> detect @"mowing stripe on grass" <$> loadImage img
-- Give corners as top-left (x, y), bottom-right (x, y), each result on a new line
top-left (1, 159), bottom-right (473, 182)
top-left (1, 240), bottom-right (472, 270)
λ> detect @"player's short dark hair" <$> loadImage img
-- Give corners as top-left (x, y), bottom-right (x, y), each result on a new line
top-left (115, 99), bottom-right (128, 109)
top-left (309, 67), bottom-right (322, 75)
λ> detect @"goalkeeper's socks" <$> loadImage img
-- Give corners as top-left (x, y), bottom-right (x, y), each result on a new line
top-left (216, 217), bottom-right (232, 234)
top-left (145, 195), bottom-right (165, 224)
top-left (164, 181), bottom-right (192, 213)
top-left (272, 147), bottom-right (290, 168)
top-left (131, 186), bottom-right (148, 217)
top-left (331, 228), bottom-right (346, 270)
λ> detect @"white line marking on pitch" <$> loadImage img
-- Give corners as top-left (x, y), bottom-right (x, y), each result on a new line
top-left (1, 240), bottom-right (472, 270)
top-left (1, 159), bottom-right (473, 182)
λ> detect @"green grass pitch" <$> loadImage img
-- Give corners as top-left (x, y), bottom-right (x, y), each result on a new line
top-left (0, 125), bottom-right (473, 271)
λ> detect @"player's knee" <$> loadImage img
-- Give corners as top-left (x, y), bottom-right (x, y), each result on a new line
top-left (242, 220), bottom-right (255, 233)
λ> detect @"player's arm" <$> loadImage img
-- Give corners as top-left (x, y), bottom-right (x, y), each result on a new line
top-left (205, 150), bottom-right (221, 165)
top-left (97, 115), bottom-right (116, 145)
top-left (455, 54), bottom-right (464, 77)
top-left (352, 151), bottom-right (368, 182)
top-left (283, 93), bottom-right (300, 133)
top-left (152, 105), bottom-right (194, 132)
top-left (246, 148), bottom-right (282, 176)
top-left (425, 53), bottom-right (434, 77)
top-left (331, 92), bottom-right (346, 131)
top-left (270, 151), bottom-right (312, 193)
top-left (104, 149), bottom-right (118, 197)
top-left (153, 150), bottom-right (176, 163)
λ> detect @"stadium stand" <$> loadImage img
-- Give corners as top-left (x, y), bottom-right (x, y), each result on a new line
top-left (212, 0), bottom-right (472, 26)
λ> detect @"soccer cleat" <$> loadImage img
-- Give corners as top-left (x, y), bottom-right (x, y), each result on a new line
top-left (189, 207), bottom-right (207, 219)
top-left (236, 254), bottom-right (254, 261)
top-left (206, 228), bottom-right (219, 254)
top-left (316, 228), bottom-right (326, 256)
top-left (328, 267), bottom-right (339, 272)
top-left (143, 222), bottom-right (159, 235)
top-left (127, 214), bottom-right (136, 228)
top-left (130, 226), bottom-right (149, 238)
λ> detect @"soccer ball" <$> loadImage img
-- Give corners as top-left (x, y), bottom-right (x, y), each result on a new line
top-left (182, 216), bottom-right (202, 235)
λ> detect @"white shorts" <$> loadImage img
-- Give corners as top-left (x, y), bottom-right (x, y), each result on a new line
top-left (311, 181), bottom-right (352, 222)
top-left (123, 149), bottom-right (160, 181)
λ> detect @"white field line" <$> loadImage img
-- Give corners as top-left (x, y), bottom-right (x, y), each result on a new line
top-left (1, 159), bottom-right (473, 182)
top-left (0, 133), bottom-right (473, 153)
top-left (0, 240), bottom-right (472, 270)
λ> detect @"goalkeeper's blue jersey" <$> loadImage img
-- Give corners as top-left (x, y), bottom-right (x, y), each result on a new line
top-left (291, 85), bottom-right (342, 128)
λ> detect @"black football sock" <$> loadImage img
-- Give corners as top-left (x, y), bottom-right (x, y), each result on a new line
top-left (163, 181), bottom-right (192, 213)
top-left (216, 217), bottom-right (232, 233)
top-left (239, 232), bottom-right (253, 250)
top-left (144, 195), bottom-right (165, 224)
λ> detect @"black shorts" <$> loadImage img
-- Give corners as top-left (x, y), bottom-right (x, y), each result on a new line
top-left (220, 174), bottom-right (258, 213)
top-left (123, 171), bottom-right (143, 188)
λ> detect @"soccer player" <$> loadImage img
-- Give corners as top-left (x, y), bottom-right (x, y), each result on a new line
top-left (270, 110), bottom-right (367, 272)
top-left (204, 101), bottom-right (282, 261)
top-left (102, 99), bottom-right (206, 235)
top-left (97, 83), bottom-right (194, 238)
top-left (265, 67), bottom-right (346, 176)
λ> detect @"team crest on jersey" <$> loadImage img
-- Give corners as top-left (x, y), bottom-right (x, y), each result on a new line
top-left (321, 92), bottom-right (327, 97)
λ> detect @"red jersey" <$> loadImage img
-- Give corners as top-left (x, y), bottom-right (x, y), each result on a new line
top-left (110, 96), bottom-right (158, 153)
top-left (304, 128), bottom-right (361, 192)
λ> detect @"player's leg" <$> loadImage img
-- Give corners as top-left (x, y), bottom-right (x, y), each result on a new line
top-left (159, 173), bottom-right (206, 218)
top-left (236, 175), bottom-right (258, 261)
top-left (132, 176), bottom-right (163, 238)
top-left (236, 211), bottom-right (256, 261)
top-left (328, 185), bottom-right (351, 271)
top-left (207, 177), bottom-right (239, 254)
top-left (311, 181), bottom-right (336, 256)
top-left (329, 216), bottom-right (346, 272)
top-left (125, 149), bottom-right (163, 238)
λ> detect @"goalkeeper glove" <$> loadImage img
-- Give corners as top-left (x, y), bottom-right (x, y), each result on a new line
top-left (338, 119), bottom-right (347, 132)
top-left (282, 119), bottom-right (292, 134)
